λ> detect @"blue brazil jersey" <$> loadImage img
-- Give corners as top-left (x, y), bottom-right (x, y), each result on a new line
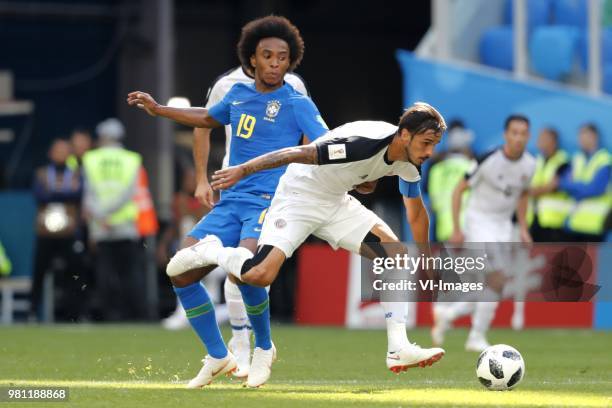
top-left (208, 82), bottom-right (328, 195)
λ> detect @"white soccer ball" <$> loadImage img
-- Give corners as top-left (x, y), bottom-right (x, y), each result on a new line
top-left (476, 344), bottom-right (525, 391)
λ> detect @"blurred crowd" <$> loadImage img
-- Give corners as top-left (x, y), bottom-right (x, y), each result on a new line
top-left (26, 119), bottom-right (159, 322)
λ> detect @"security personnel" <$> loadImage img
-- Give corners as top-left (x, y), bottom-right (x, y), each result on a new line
top-left (528, 128), bottom-right (571, 242)
top-left (83, 118), bottom-right (145, 320)
top-left (428, 120), bottom-right (474, 242)
top-left (559, 124), bottom-right (611, 242)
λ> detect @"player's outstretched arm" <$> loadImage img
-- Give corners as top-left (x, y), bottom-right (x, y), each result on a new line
top-left (449, 179), bottom-right (469, 244)
top-left (517, 190), bottom-right (533, 243)
top-left (126, 91), bottom-right (221, 128)
top-left (211, 144), bottom-right (318, 190)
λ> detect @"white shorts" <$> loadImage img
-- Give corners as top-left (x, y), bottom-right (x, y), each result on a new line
top-left (464, 215), bottom-right (513, 243)
top-left (463, 215), bottom-right (514, 272)
top-left (259, 191), bottom-right (383, 258)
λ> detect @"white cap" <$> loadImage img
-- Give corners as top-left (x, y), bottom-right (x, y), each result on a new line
top-left (96, 118), bottom-right (125, 140)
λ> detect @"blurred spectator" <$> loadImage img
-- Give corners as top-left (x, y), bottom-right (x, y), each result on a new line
top-left (67, 128), bottom-right (93, 171)
top-left (135, 167), bottom-right (159, 239)
top-left (527, 128), bottom-right (571, 242)
top-left (30, 138), bottom-right (85, 321)
top-left (559, 123), bottom-right (611, 242)
top-left (83, 118), bottom-right (145, 321)
top-left (428, 120), bottom-right (475, 242)
top-left (0, 240), bottom-right (11, 276)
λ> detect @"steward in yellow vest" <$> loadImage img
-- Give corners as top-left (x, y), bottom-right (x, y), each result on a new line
top-left (427, 120), bottom-right (475, 242)
top-left (527, 128), bottom-right (571, 242)
top-left (83, 119), bottom-right (141, 243)
top-left (558, 124), bottom-right (611, 241)
top-left (83, 118), bottom-right (146, 321)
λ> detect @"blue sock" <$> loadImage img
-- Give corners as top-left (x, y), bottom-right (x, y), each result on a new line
top-left (238, 284), bottom-right (272, 350)
top-left (174, 282), bottom-right (228, 359)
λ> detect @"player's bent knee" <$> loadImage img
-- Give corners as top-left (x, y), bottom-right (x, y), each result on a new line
top-left (166, 249), bottom-right (189, 277)
top-left (243, 264), bottom-right (274, 287)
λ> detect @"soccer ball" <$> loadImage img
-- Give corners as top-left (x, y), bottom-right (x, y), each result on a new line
top-left (476, 344), bottom-right (525, 391)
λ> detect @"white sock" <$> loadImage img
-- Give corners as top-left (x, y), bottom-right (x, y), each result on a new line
top-left (381, 302), bottom-right (409, 352)
top-left (470, 301), bottom-right (498, 338)
top-left (447, 301), bottom-right (475, 321)
top-left (512, 301), bottom-right (525, 330)
top-left (224, 278), bottom-right (250, 343)
top-left (217, 247), bottom-right (253, 280)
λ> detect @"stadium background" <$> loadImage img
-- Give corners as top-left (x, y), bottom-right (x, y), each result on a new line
top-left (0, 0), bottom-right (610, 328)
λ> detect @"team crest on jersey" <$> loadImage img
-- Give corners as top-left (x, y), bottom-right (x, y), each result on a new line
top-left (265, 100), bottom-right (281, 121)
top-left (275, 218), bottom-right (287, 229)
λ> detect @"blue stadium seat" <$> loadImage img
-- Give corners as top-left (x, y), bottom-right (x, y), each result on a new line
top-left (604, 63), bottom-right (612, 94)
top-left (552, 0), bottom-right (588, 27)
top-left (479, 26), bottom-right (514, 71)
top-left (503, 0), bottom-right (553, 29)
top-left (530, 26), bottom-right (579, 80)
top-left (577, 28), bottom-right (612, 71)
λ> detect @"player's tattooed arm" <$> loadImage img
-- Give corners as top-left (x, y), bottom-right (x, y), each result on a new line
top-left (126, 91), bottom-right (222, 128)
top-left (211, 145), bottom-right (318, 190)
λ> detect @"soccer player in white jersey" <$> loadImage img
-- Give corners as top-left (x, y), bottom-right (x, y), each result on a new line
top-left (171, 102), bottom-right (448, 372)
top-left (433, 114), bottom-right (536, 352)
top-left (163, 66), bottom-right (309, 378)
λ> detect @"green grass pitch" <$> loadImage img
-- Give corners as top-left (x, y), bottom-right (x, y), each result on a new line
top-left (0, 325), bottom-right (610, 407)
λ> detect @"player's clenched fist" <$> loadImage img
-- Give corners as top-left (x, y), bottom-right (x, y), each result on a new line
top-left (211, 166), bottom-right (246, 190)
top-left (126, 91), bottom-right (159, 116)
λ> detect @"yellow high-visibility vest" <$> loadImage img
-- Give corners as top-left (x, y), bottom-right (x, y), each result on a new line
top-left (83, 147), bottom-right (141, 225)
top-left (567, 149), bottom-right (612, 235)
top-left (66, 155), bottom-right (79, 171)
top-left (527, 150), bottom-right (572, 229)
top-left (428, 155), bottom-right (473, 242)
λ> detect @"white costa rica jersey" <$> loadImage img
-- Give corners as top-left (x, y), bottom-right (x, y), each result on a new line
top-left (463, 148), bottom-right (536, 240)
top-left (276, 121), bottom-right (421, 202)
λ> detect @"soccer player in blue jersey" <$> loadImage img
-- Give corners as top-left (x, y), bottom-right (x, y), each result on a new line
top-left (127, 16), bottom-right (328, 388)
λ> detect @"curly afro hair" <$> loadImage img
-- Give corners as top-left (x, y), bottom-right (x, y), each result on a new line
top-left (237, 15), bottom-right (305, 75)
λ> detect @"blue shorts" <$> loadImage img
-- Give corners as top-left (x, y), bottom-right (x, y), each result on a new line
top-left (188, 191), bottom-right (272, 247)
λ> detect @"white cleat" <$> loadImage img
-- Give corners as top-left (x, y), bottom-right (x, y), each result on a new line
top-left (431, 304), bottom-right (452, 347)
top-left (186, 352), bottom-right (237, 389)
top-left (228, 336), bottom-right (251, 379)
top-left (465, 333), bottom-right (491, 353)
top-left (166, 235), bottom-right (223, 277)
top-left (246, 343), bottom-right (276, 388)
top-left (386, 344), bottom-right (445, 373)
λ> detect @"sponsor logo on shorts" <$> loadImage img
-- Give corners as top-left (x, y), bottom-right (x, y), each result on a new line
top-left (274, 219), bottom-right (287, 229)
top-left (328, 144), bottom-right (346, 160)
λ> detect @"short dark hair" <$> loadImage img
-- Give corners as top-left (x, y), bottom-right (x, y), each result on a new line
top-left (504, 114), bottom-right (530, 130)
top-left (398, 102), bottom-right (447, 136)
top-left (541, 127), bottom-right (559, 143)
top-left (581, 122), bottom-right (599, 136)
top-left (448, 119), bottom-right (466, 131)
top-left (237, 15), bottom-right (305, 75)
